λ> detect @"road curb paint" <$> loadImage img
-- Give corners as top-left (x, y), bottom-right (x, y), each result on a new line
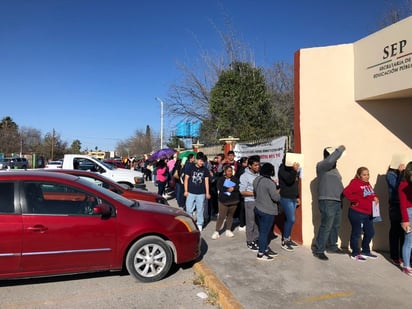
top-left (193, 261), bottom-right (244, 309)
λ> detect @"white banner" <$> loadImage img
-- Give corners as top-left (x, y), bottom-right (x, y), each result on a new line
top-left (234, 136), bottom-right (287, 176)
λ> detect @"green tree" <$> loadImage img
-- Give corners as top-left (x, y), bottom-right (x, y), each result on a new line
top-left (116, 126), bottom-right (158, 158)
top-left (167, 136), bottom-right (185, 149)
top-left (144, 125), bottom-right (153, 154)
top-left (69, 139), bottom-right (82, 153)
top-left (209, 62), bottom-right (274, 140)
top-left (19, 126), bottom-right (42, 154)
top-left (265, 61), bottom-right (294, 137)
top-left (0, 116), bottom-right (20, 154)
top-left (41, 130), bottom-right (68, 160)
top-left (378, 0), bottom-right (412, 28)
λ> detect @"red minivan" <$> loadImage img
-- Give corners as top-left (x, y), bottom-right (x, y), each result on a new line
top-left (0, 171), bottom-right (200, 282)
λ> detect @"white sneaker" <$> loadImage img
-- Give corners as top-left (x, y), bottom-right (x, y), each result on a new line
top-left (197, 225), bottom-right (202, 231)
top-left (238, 226), bottom-right (246, 232)
top-left (225, 230), bottom-right (234, 237)
top-left (211, 231), bottom-right (220, 239)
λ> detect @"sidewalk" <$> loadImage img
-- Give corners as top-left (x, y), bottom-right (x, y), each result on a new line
top-left (146, 181), bottom-right (412, 308)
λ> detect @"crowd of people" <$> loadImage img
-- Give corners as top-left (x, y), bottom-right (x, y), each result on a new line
top-left (144, 147), bottom-right (412, 274)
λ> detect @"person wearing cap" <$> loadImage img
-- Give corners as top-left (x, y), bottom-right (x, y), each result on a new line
top-left (313, 145), bottom-right (346, 261)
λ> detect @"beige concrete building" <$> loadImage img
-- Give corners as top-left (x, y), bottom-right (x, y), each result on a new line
top-left (294, 16), bottom-right (412, 251)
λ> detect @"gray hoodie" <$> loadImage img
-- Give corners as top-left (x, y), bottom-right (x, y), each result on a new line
top-left (253, 176), bottom-right (280, 215)
top-left (239, 167), bottom-right (259, 202)
top-left (316, 146), bottom-right (345, 201)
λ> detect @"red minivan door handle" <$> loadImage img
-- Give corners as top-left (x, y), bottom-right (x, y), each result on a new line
top-left (27, 225), bottom-right (48, 233)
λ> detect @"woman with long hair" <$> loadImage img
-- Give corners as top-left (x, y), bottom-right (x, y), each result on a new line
top-left (278, 158), bottom-right (300, 252)
top-left (155, 159), bottom-right (168, 197)
top-left (253, 163), bottom-right (280, 261)
top-left (211, 165), bottom-right (240, 239)
top-left (386, 163), bottom-right (405, 266)
top-left (343, 167), bottom-right (379, 262)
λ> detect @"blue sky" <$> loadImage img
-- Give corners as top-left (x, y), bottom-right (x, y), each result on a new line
top-left (0, 0), bottom-right (405, 151)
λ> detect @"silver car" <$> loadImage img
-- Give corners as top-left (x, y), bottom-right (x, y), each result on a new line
top-left (1, 157), bottom-right (29, 169)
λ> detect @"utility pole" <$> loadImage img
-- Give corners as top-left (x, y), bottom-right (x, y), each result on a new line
top-left (51, 128), bottom-right (55, 160)
top-left (155, 97), bottom-right (164, 149)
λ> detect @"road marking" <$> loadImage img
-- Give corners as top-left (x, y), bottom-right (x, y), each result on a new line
top-left (295, 291), bottom-right (354, 303)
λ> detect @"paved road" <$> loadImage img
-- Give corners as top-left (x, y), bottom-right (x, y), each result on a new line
top-left (0, 180), bottom-right (215, 309)
top-left (0, 267), bottom-right (215, 309)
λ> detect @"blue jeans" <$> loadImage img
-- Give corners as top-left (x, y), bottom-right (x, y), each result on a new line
top-left (157, 180), bottom-right (166, 196)
top-left (185, 193), bottom-right (205, 227)
top-left (348, 208), bottom-right (375, 256)
top-left (175, 182), bottom-right (185, 208)
top-left (280, 197), bottom-right (296, 240)
top-left (315, 200), bottom-right (342, 253)
top-left (254, 207), bottom-right (275, 254)
top-left (402, 208), bottom-right (412, 268)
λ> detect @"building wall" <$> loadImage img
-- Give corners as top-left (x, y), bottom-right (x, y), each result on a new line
top-left (296, 39), bottom-right (412, 250)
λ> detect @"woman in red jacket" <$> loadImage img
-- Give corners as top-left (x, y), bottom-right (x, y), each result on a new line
top-left (343, 167), bottom-right (379, 262)
top-left (398, 161), bottom-right (412, 276)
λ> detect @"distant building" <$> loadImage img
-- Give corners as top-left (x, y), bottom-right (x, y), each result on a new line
top-left (86, 151), bottom-right (110, 160)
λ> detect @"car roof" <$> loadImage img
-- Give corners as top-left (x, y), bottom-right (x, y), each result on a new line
top-left (42, 169), bottom-right (125, 188)
top-left (44, 169), bottom-right (109, 178)
top-left (0, 170), bottom-right (79, 182)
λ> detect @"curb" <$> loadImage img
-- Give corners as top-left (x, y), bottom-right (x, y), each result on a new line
top-left (193, 261), bottom-right (244, 309)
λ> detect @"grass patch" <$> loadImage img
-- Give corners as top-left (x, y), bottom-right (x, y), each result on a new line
top-left (193, 273), bottom-right (220, 307)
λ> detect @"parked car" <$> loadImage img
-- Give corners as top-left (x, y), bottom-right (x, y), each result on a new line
top-left (1, 157), bottom-right (29, 169)
top-left (45, 160), bottom-right (63, 169)
top-left (43, 169), bottom-right (169, 205)
top-left (0, 171), bottom-right (200, 282)
top-left (103, 159), bottom-right (126, 169)
top-left (62, 154), bottom-right (145, 190)
top-left (0, 158), bottom-right (12, 169)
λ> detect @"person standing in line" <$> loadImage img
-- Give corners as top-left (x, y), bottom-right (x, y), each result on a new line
top-left (239, 155), bottom-right (261, 251)
top-left (167, 154), bottom-right (176, 176)
top-left (173, 159), bottom-right (185, 208)
top-left (343, 167), bottom-right (379, 262)
top-left (278, 159), bottom-right (300, 252)
top-left (211, 165), bottom-right (240, 239)
top-left (210, 153), bottom-right (225, 219)
top-left (222, 150), bottom-right (239, 174)
top-left (184, 152), bottom-right (211, 231)
top-left (253, 163), bottom-right (280, 260)
top-left (182, 154), bottom-right (195, 174)
top-left (313, 145), bottom-right (346, 261)
top-left (386, 163), bottom-right (405, 266)
top-left (155, 159), bottom-right (168, 197)
top-left (398, 161), bottom-right (412, 275)
top-left (235, 157), bottom-right (248, 231)
top-left (203, 155), bottom-right (214, 225)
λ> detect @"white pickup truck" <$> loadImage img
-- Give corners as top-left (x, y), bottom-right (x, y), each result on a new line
top-left (62, 154), bottom-right (146, 189)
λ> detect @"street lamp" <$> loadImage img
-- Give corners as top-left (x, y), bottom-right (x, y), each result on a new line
top-left (155, 97), bottom-right (164, 149)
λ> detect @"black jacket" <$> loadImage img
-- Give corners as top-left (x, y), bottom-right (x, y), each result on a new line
top-left (217, 175), bottom-right (240, 205)
top-left (278, 164), bottom-right (299, 199)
